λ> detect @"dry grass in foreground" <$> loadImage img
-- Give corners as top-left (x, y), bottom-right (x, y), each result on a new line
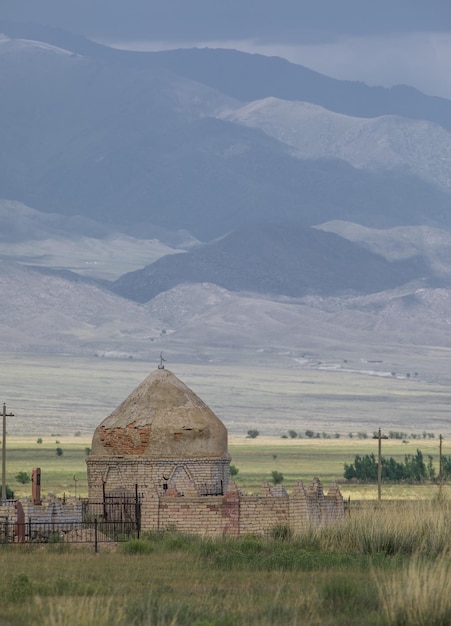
top-left (1, 499), bottom-right (451, 625)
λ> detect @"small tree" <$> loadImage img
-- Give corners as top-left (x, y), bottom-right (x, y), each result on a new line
top-left (15, 471), bottom-right (30, 485)
top-left (246, 429), bottom-right (259, 439)
top-left (288, 430), bottom-right (298, 439)
top-left (36, 438), bottom-right (43, 444)
top-left (271, 470), bottom-right (284, 484)
top-left (85, 447), bottom-right (91, 456)
top-left (55, 447), bottom-right (63, 457)
top-left (230, 464), bottom-right (239, 477)
top-left (0, 485), bottom-right (14, 499)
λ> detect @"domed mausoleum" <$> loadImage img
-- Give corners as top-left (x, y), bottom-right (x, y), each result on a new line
top-left (87, 368), bottom-right (231, 501)
top-left (6, 366), bottom-right (344, 540)
top-left (86, 366), bottom-right (344, 536)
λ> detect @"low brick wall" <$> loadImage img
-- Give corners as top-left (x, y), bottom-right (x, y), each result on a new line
top-left (138, 478), bottom-right (344, 536)
top-left (2, 479), bottom-right (343, 540)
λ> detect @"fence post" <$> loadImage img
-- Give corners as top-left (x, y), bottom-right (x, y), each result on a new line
top-left (135, 484), bottom-right (141, 539)
top-left (28, 518), bottom-right (32, 543)
top-left (94, 518), bottom-right (98, 553)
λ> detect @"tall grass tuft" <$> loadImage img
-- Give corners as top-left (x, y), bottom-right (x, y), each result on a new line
top-left (30, 596), bottom-right (126, 626)
top-left (321, 574), bottom-right (379, 616)
top-left (316, 499), bottom-right (451, 556)
top-left (122, 538), bottom-right (154, 555)
top-left (376, 554), bottom-right (451, 626)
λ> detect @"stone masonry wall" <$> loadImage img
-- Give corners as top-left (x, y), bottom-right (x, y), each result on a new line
top-left (138, 478), bottom-right (344, 536)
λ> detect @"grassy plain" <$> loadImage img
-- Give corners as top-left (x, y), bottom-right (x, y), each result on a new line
top-left (2, 352), bottom-right (451, 624)
top-left (2, 352), bottom-right (451, 440)
top-left (4, 436), bottom-right (450, 501)
top-left (2, 500), bottom-right (451, 625)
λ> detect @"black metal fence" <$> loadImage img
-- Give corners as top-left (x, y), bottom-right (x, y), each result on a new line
top-left (82, 491), bottom-right (142, 527)
top-left (0, 490), bottom-right (144, 551)
top-left (0, 518), bottom-right (140, 551)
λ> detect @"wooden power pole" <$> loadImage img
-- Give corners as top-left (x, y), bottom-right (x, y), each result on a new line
top-left (1, 403), bottom-right (14, 502)
top-left (439, 433), bottom-right (443, 497)
top-left (378, 427), bottom-right (382, 501)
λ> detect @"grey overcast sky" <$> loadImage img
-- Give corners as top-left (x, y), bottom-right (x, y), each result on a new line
top-left (2, 0), bottom-right (451, 98)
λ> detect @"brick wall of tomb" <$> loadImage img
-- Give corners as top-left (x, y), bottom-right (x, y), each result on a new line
top-left (87, 457), bottom-right (231, 499)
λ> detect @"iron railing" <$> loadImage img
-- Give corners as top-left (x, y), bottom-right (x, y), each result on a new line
top-left (0, 518), bottom-right (139, 552)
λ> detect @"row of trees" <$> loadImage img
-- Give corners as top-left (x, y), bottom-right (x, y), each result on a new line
top-left (278, 430), bottom-right (438, 440)
top-left (344, 449), bottom-right (451, 483)
top-left (247, 428), bottom-right (440, 440)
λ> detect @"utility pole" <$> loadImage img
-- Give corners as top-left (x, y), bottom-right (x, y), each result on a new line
top-left (439, 434), bottom-right (443, 497)
top-left (377, 427), bottom-right (382, 502)
top-left (1, 403), bottom-right (14, 502)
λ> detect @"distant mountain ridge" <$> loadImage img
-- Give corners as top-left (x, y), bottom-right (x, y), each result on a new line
top-left (110, 223), bottom-right (429, 303)
top-left (222, 98), bottom-right (451, 191)
top-left (150, 47), bottom-right (451, 131)
top-left (3, 261), bottom-right (451, 361)
top-left (2, 21), bottom-right (451, 364)
top-left (0, 23), bottom-right (450, 241)
top-left (2, 20), bottom-right (450, 129)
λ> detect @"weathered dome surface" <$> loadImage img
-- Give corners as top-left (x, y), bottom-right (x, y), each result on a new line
top-left (91, 368), bottom-right (229, 459)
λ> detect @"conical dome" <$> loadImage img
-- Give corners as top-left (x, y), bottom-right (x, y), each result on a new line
top-left (91, 368), bottom-right (229, 460)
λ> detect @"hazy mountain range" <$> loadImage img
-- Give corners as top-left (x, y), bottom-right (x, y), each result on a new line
top-left (1, 23), bottom-right (451, 366)
top-left (111, 223), bottom-right (429, 303)
top-left (222, 98), bottom-right (451, 192)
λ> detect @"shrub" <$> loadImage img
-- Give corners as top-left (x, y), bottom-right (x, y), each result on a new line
top-left (7, 572), bottom-right (33, 602)
top-left (271, 470), bottom-right (284, 484)
top-left (246, 429), bottom-right (259, 439)
top-left (0, 484), bottom-right (14, 499)
top-left (36, 438), bottom-right (43, 444)
top-left (288, 430), bottom-right (298, 439)
top-left (15, 471), bottom-right (30, 484)
top-left (230, 464), bottom-right (239, 476)
top-left (270, 525), bottom-right (292, 541)
top-left (122, 539), bottom-right (153, 555)
top-left (55, 447), bottom-right (63, 457)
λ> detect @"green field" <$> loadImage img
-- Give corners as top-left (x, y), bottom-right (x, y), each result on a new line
top-left (3, 436), bottom-right (450, 501)
top-left (3, 432), bottom-right (451, 625)
top-left (2, 500), bottom-right (451, 625)
top-left (1, 299), bottom-right (451, 625)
